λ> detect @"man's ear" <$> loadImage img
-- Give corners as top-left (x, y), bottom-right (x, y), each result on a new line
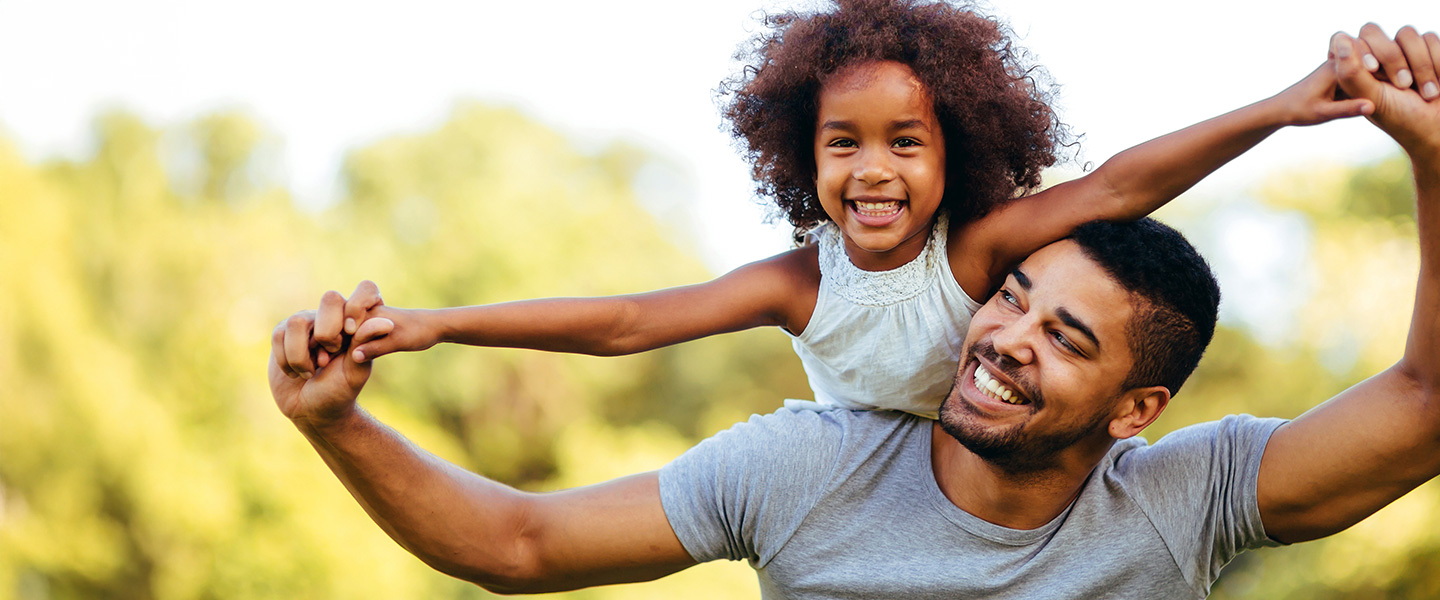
top-left (1108, 386), bottom-right (1171, 439)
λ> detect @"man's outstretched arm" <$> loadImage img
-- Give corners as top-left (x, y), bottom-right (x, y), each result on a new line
top-left (1258, 25), bottom-right (1440, 544)
top-left (268, 314), bottom-right (696, 593)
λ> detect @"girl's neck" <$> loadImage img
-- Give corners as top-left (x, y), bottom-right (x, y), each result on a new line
top-left (838, 217), bottom-right (938, 272)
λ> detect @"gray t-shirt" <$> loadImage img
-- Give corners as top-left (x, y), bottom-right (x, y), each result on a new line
top-left (659, 408), bottom-right (1286, 599)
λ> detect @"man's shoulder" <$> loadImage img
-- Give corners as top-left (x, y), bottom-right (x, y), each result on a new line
top-left (1110, 415), bottom-right (1286, 464)
top-left (708, 407), bottom-right (920, 451)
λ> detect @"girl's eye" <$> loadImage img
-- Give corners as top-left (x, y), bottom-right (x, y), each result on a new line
top-left (828, 138), bottom-right (857, 148)
top-left (893, 137), bottom-right (920, 148)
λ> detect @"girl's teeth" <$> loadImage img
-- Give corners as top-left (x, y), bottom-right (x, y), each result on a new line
top-left (854, 201), bottom-right (900, 215)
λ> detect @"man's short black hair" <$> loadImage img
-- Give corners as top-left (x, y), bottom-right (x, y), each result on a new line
top-left (1069, 219), bottom-right (1220, 397)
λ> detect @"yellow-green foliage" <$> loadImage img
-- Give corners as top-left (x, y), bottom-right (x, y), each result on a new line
top-left (0, 104), bottom-right (1431, 599)
top-left (0, 105), bottom-right (804, 599)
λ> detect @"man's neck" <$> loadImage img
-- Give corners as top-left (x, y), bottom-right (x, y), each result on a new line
top-left (929, 421), bottom-right (1113, 530)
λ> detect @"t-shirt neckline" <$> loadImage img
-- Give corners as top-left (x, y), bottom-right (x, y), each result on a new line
top-left (917, 421), bottom-right (1079, 547)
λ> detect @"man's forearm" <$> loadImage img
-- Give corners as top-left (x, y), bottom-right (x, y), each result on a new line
top-left (296, 407), bottom-right (539, 592)
top-left (1401, 145), bottom-right (1440, 389)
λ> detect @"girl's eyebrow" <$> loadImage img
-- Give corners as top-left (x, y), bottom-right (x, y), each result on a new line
top-left (891, 119), bottom-right (931, 132)
top-left (818, 119), bottom-right (931, 132)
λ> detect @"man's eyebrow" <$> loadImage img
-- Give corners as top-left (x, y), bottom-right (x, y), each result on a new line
top-left (1056, 307), bottom-right (1101, 351)
top-left (1012, 269), bottom-right (1032, 290)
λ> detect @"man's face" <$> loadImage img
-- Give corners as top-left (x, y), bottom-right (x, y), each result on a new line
top-left (939, 240), bottom-right (1140, 471)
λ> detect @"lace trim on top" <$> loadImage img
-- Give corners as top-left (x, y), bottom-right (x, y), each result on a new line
top-left (814, 213), bottom-right (948, 307)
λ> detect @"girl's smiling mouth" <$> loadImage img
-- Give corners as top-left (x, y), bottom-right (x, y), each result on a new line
top-left (847, 197), bottom-right (907, 227)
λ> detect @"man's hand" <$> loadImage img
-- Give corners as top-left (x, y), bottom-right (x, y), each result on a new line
top-left (1332, 26), bottom-right (1440, 158)
top-left (1257, 23), bottom-right (1440, 544)
top-left (269, 301), bottom-right (393, 426)
top-left (1347, 24), bottom-right (1440, 101)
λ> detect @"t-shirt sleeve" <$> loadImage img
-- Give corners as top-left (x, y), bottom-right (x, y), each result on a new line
top-left (1116, 414), bottom-right (1287, 590)
top-left (658, 408), bottom-right (846, 566)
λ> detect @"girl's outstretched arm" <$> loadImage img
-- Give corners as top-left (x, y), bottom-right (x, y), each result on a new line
top-left (283, 247), bottom-right (820, 375)
top-left (948, 56), bottom-right (1378, 299)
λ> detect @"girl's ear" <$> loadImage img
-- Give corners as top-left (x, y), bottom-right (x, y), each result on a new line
top-left (1108, 386), bottom-right (1171, 439)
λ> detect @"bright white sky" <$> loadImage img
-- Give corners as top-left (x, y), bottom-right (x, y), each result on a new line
top-left (0, 0), bottom-right (1434, 276)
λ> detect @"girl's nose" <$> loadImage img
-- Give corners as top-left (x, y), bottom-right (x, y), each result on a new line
top-left (854, 151), bottom-right (896, 185)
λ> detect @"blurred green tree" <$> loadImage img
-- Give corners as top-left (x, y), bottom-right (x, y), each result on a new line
top-left (1, 103), bottom-right (1430, 599)
top-left (0, 104), bottom-right (806, 599)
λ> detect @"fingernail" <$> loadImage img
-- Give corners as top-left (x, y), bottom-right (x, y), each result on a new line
top-left (1363, 54), bottom-right (1380, 71)
top-left (1335, 39), bottom-right (1352, 58)
top-left (353, 349), bottom-right (365, 362)
top-left (345, 318), bottom-right (356, 334)
top-left (1425, 82), bottom-right (1440, 100)
top-left (1396, 69), bottom-right (1413, 89)
top-left (301, 371), bottom-right (312, 380)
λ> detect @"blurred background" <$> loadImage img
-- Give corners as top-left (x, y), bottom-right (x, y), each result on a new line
top-left (1, 0), bottom-right (1438, 598)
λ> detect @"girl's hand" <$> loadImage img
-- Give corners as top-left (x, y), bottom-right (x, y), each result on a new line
top-left (332, 280), bottom-right (442, 363)
top-left (1269, 59), bottom-right (1375, 127)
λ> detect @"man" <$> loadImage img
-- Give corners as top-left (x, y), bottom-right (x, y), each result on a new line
top-left (269, 27), bottom-right (1440, 597)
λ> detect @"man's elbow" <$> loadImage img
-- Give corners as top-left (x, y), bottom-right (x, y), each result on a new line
top-left (406, 501), bottom-right (555, 594)
top-left (425, 537), bottom-right (552, 595)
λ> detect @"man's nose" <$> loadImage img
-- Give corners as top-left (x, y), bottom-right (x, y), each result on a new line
top-left (991, 316), bottom-right (1037, 366)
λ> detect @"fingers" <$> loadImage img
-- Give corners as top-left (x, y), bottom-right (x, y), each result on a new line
top-left (271, 322), bottom-right (297, 378)
top-left (1428, 32), bottom-right (1440, 100)
top-left (345, 280), bottom-right (385, 335)
top-left (1361, 23), bottom-right (1413, 89)
top-left (1398, 28), bottom-right (1440, 100)
top-left (350, 317), bottom-right (397, 362)
top-left (1333, 32), bottom-right (1386, 105)
top-left (274, 310), bottom-right (318, 379)
top-left (314, 290), bottom-right (346, 354)
top-left (1317, 97), bottom-right (1376, 121)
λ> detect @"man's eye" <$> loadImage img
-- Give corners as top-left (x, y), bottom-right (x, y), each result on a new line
top-left (1052, 331), bottom-right (1078, 353)
top-left (999, 289), bottom-right (1019, 306)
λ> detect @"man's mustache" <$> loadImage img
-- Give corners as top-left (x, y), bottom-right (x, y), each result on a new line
top-left (967, 339), bottom-right (1044, 410)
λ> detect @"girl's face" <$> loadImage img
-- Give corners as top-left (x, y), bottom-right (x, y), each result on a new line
top-left (813, 60), bottom-right (946, 272)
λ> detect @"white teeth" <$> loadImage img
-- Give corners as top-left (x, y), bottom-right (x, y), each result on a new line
top-left (854, 200), bottom-right (900, 213)
top-left (973, 364), bottom-right (1024, 405)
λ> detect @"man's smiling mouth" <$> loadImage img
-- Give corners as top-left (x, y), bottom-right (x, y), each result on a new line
top-left (974, 363), bottom-right (1029, 405)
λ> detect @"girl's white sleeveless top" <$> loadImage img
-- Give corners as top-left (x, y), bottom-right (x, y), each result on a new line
top-left (786, 214), bottom-right (983, 419)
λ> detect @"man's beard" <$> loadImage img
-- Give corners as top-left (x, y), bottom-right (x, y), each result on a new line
top-left (938, 340), bottom-right (1112, 474)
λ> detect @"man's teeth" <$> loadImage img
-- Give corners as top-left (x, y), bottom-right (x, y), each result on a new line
top-left (974, 364), bottom-right (1025, 405)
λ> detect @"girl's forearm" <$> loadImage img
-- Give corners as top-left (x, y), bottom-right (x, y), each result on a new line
top-left (1090, 97), bottom-right (1287, 220)
top-left (431, 296), bottom-right (645, 356)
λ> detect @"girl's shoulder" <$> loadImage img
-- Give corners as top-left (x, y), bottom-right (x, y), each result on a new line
top-left (945, 211), bottom-right (1006, 301)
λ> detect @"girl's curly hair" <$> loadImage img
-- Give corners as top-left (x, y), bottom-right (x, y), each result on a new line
top-left (720, 0), bottom-right (1071, 237)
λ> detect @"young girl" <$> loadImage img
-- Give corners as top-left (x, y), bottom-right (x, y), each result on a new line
top-left (279, 0), bottom-right (1371, 418)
